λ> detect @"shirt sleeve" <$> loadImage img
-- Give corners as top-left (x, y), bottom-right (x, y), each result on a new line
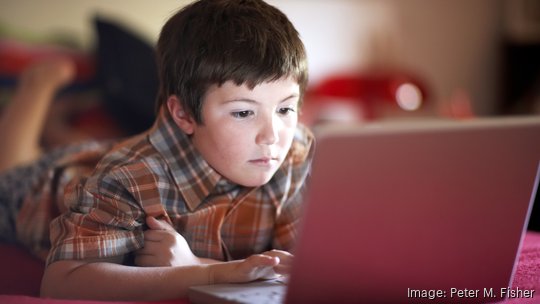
top-left (46, 170), bottom-right (146, 265)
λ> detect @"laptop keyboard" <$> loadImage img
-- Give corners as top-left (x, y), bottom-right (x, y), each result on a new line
top-left (226, 288), bottom-right (285, 304)
top-left (189, 277), bottom-right (288, 304)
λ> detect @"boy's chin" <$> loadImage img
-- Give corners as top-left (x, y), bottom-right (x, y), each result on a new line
top-left (231, 173), bottom-right (276, 188)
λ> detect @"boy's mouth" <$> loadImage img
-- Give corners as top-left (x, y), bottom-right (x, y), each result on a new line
top-left (249, 157), bottom-right (279, 166)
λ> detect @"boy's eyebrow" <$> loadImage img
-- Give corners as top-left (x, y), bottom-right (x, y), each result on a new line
top-left (223, 93), bottom-right (299, 104)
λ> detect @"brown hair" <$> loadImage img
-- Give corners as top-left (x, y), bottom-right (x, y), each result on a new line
top-left (155, 0), bottom-right (308, 123)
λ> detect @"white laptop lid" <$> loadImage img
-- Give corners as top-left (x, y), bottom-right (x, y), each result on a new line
top-left (285, 116), bottom-right (540, 304)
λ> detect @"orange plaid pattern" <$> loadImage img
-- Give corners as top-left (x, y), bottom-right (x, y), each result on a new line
top-left (47, 109), bottom-right (314, 265)
top-left (14, 142), bottom-right (113, 260)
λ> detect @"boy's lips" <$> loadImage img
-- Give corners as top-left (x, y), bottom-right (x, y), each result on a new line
top-left (249, 157), bottom-right (279, 166)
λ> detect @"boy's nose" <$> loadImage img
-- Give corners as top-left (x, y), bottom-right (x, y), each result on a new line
top-left (256, 115), bottom-right (279, 145)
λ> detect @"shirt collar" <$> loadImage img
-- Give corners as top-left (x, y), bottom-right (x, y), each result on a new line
top-left (149, 108), bottom-right (222, 211)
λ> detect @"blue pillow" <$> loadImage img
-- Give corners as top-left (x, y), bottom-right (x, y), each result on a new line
top-left (94, 16), bottom-right (158, 135)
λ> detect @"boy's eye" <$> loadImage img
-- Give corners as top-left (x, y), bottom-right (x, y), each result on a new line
top-left (231, 110), bottom-right (254, 118)
top-left (278, 107), bottom-right (296, 115)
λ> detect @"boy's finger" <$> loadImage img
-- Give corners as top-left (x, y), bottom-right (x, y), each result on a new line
top-left (134, 254), bottom-right (157, 267)
top-left (247, 254), bottom-right (280, 267)
top-left (138, 239), bottom-right (162, 255)
top-left (143, 229), bottom-right (159, 241)
top-left (146, 216), bottom-right (175, 231)
top-left (273, 264), bottom-right (291, 275)
top-left (136, 246), bottom-right (151, 256)
top-left (263, 249), bottom-right (293, 261)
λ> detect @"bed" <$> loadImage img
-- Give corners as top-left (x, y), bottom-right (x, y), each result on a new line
top-left (0, 231), bottom-right (538, 303)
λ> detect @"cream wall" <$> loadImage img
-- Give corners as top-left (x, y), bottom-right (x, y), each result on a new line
top-left (0, 0), bottom-right (192, 46)
top-left (0, 0), bottom-right (504, 115)
top-left (390, 0), bottom-right (504, 115)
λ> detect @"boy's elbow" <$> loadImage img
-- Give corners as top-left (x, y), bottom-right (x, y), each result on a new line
top-left (40, 261), bottom-right (67, 298)
top-left (40, 256), bottom-right (125, 299)
top-left (40, 274), bottom-right (55, 298)
top-left (40, 260), bottom-right (83, 299)
top-left (40, 266), bottom-right (56, 298)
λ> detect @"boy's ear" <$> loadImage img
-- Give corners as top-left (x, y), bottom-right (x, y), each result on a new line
top-left (166, 96), bottom-right (196, 135)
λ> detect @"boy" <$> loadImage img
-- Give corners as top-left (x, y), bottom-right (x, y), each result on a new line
top-left (41, 0), bottom-right (314, 301)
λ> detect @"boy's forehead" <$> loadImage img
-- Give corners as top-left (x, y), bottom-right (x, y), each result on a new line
top-left (206, 78), bottom-right (300, 101)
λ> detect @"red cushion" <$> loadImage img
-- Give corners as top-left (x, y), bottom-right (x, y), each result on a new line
top-left (1, 232), bottom-right (539, 302)
top-left (0, 244), bottom-right (44, 296)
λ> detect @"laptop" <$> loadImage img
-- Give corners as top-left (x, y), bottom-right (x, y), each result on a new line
top-left (189, 116), bottom-right (540, 304)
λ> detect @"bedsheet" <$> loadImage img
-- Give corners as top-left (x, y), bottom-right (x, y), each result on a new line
top-left (1, 232), bottom-right (539, 303)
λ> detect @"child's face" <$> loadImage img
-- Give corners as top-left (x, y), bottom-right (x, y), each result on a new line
top-left (191, 77), bottom-right (300, 187)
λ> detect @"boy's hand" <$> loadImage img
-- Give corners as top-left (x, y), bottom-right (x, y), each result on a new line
top-left (210, 250), bottom-right (294, 284)
top-left (260, 249), bottom-right (294, 277)
top-left (135, 216), bottom-right (199, 267)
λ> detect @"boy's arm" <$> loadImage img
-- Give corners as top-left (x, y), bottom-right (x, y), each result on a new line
top-left (135, 216), bottom-right (293, 275)
top-left (41, 254), bottom-right (280, 301)
top-left (43, 179), bottom-right (278, 300)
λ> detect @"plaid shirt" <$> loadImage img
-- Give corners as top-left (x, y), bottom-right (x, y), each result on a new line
top-left (47, 109), bottom-right (314, 265)
top-left (13, 142), bottom-right (112, 261)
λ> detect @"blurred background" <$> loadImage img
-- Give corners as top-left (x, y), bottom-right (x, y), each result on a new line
top-left (1, 0), bottom-right (540, 144)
